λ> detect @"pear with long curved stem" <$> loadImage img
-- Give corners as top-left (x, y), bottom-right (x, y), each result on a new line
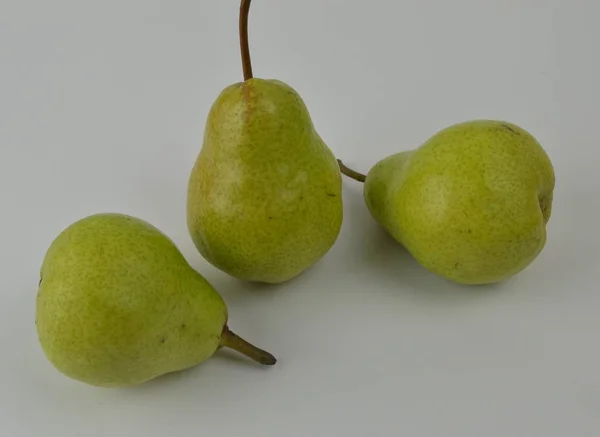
top-left (339, 120), bottom-right (555, 285)
top-left (186, 0), bottom-right (343, 284)
top-left (36, 213), bottom-right (276, 388)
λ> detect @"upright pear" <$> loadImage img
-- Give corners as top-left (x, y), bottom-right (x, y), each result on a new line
top-left (186, 0), bottom-right (343, 284)
top-left (36, 213), bottom-right (276, 388)
top-left (339, 120), bottom-right (555, 285)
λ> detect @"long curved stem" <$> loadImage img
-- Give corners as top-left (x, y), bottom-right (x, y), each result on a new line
top-left (220, 325), bottom-right (276, 365)
top-left (239, 0), bottom-right (253, 81)
top-left (337, 159), bottom-right (367, 183)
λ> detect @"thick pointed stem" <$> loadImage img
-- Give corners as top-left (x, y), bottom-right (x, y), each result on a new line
top-left (239, 0), bottom-right (253, 81)
top-left (220, 325), bottom-right (276, 366)
top-left (337, 159), bottom-right (367, 183)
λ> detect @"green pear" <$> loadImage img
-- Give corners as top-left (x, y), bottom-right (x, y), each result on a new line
top-left (339, 120), bottom-right (555, 285)
top-left (186, 0), bottom-right (343, 284)
top-left (36, 213), bottom-right (276, 388)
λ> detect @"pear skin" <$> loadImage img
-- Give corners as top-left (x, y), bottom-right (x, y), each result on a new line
top-left (186, 0), bottom-right (342, 284)
top-left (187, 79), bottom-right (342, 284)
top-left (36, 213), bottom-right (276, 388)
top-left (341, 120), bottom-right (555, 285)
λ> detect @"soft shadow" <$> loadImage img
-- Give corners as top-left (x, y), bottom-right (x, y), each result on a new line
top-left (358, 220), bottom-right (512, 304)
top-left (112, 363), bottom-right (210, 396)
top-left (113, 348), bottom-right (274, 397)
top-left (214, 347), bottom-right (280, 368)
top-left (237, 278), bottom-right (291, 295)
top-left (184, 243), bottom-right (325, 300)
top-left (235, 258), bottom-right (333, 295)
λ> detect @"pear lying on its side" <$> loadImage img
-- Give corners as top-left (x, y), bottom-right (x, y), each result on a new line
top-left (36, 213), bottom-right (276, 388)
top-left (339, 120), bottom-right (555, 285)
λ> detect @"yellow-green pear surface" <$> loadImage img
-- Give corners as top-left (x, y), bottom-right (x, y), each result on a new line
top-left (36, 213), bottom-right (276, 388)
top-left (340, 120), bottom-right (555, 285)
top-left (186, 0), bottom-right (342, 284)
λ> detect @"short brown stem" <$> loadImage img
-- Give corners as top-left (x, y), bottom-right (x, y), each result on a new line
top-left (220, 325), bottom-right (276, 366)
top-left (337, 159), bottom-right (367, 183)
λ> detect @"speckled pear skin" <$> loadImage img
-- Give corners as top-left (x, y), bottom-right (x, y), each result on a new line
top-left (36, 213), bottom-right (227, 387)
top-left (187, 78), bottom-right (343, 284)
top-left (364, 120), bottom-right (555, 285)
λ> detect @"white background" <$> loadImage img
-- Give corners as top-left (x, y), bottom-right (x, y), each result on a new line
top-left (1, 0), bottom-right (599, 436)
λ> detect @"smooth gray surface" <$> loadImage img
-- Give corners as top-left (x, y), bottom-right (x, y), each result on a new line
top-left (1, 1), bottom-right (599, 436)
